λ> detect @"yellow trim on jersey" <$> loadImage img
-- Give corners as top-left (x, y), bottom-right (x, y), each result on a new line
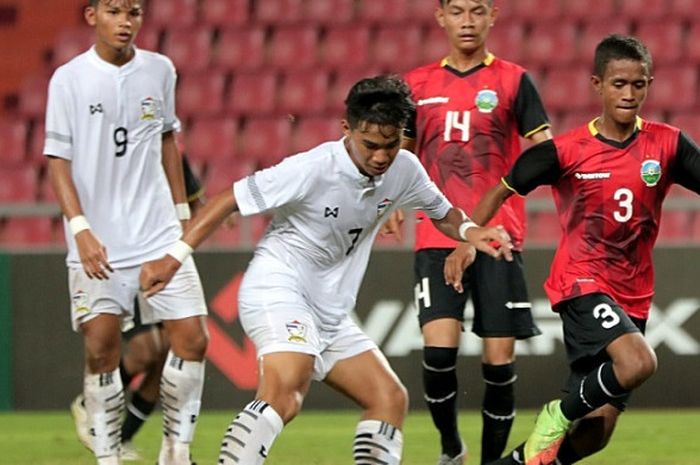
top-left (588, 116), bottom-right (643, 136)
top-left (501, 177), bottom-right (524, 197)
top-left (523, 123), bottom-right (551, 140)
top-left (440, 53), bottom-right (495, 68)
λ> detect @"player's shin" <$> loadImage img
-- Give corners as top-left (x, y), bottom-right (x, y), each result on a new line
top-left (219, 400), bottom-right (284, 465)
top-left (84, 368), bottom-right (124, 460)
top-left (481, 362), bottom-right (517, 464)
top-left (353, 420), bottom-right (403, 465)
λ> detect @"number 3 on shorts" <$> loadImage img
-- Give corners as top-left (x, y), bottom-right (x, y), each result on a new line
top-left (593, 303), bottom-right (621, 329)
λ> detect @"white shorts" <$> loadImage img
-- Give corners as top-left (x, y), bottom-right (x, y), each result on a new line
top-left (68, 256), bottom-right (207, 331)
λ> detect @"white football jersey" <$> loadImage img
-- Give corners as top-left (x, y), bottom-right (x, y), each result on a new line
top-left (44, 46), bottom-right (182, 267)
top-left (233, 139), bottom-right (452, 328)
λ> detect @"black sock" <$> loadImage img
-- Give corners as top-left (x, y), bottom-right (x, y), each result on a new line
top-left (485, 442), bottom-right (525, 465)
top-left (119, 359), bottom-right (134, 388)
top-left (121, 391), bottom-right (156, 442)
top-left (481, 363), bottom-right (516, 464)
top-left (560, 362), bottom-right (628, 421)
top-left (423, 346), bottom-right (461, 457)
top-left (556, 434), bottom-right (584, 464)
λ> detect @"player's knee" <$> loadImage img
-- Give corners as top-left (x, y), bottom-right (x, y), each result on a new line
top-left (423, 346), bottom-right (458, 371)
top-left (170, 329), bottom-right (208, 361)
top-left (618, 347), bottom-right (657, 389)
top-left (85, 344), bottom-right (121, 373)
top-left (266, 389), bottom-right (305, 424)
top-left (374, 380), bottom-right (409, 419)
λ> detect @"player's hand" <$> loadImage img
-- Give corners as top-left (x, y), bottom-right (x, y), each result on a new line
top-left (379, 209), bottom-right (404, 242)
top-left (75, 230), bottom-right (113, 280)
top-left (464, 225), bottom-right (514, 262)
top-left (139, 255), bottom-right (181, 298)
top-left (444, 243), bottom-right (477, 293)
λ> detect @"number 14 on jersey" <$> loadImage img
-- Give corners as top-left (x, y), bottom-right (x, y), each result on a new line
top-left (444, 110), bottom-right (470, 142)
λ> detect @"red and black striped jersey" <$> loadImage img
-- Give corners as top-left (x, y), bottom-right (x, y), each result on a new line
top-left (504, 117), bottom-right (700, 319)
top-left (405, 54), bottom-right (550, 251)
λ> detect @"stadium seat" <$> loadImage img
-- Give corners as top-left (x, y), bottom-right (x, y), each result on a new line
top-left (421, 26), bottom-right (450, 64)
top-left (1, 217), bottom-right (54, 246)
top-left (204, 159), bottom-right (256, 196)
top-left (185, 117), bottom-right (238, 164)
top-left (254, 0), bottom-right (304, 24)
top-left (327, 68), bottom-right (381, 113)
top-left (267, 25), bottom-right (319, 69)
top-left (668, 112), bottom-right (700, 145)
top-left (17, 74), bottom-right (49, 119)
top-left (303, 0), bottom-right (354, 24)
top-left (524, 22), bottom-right (577, 66)
top-left (200, 0), bottom-right (250, 26)
top-left (0, 166), bottom-right (37, 202)
top-left (226, 70), bottom-right (278, 116)
top-left (51, 27), bottom-right (93, 68)
top-left (635, 21), bottom-right (683, 65)
top-left (321, 25), bottom-right (371, 69)
top-left (291, 116), bottom-right (342, 153)
top-left (372, 25), bottom-right (422, 72)
top-left (684, 24), bottom-right (700, 64)
top-left (214, 27), bottom-right (265, 72)
top-left (356, 0), bottom-right (408, 23)
top-left (672, 0), bottom-right (700, 19)
top-left (176, 71), bottom-right (227, 119)
top-left (578, 19), bottom-right (632, 64)
top-left (147, 0), bottom-right (197, 28)
top-left (406, 0), bottom-right (439, 23)
top-left (28, 122), bottom-right (45, 165)
top-left (0, 120), bottom-right (28, 166)
top-left (485, 20), bottom-right (526, 64)
top-left (560, 0), bottom-right (615, 20)
top-left (645, 65), bottom-right (697, 112)
top-left (135, 25), bottom-right (160, 51)
top-left (161, 27), bottom-right (213, 72)
top-left (542, 66), bottom-right (596, 112)
top-left (38, 173), bottom-right (58, 203)
top-left (239, 117), bottom-right (293, 169)
top-left (618, 0), bottom-right (668, 20)
top-left (510, 0), bottom-right (562, 23)
top-left (657, 210), bottom-right (691, 244)
top-left (555, 112), bottom-right (591, 135)
top-left (278, 70), bottom-right (330, 116)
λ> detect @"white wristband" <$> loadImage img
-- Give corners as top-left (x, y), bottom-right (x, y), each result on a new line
top-left (167, 240), bottom-right (193, 263)
top-left (458, 221), bottom-right (478, 241)
top-left (175, 203), bottom-right (191, 220)
top-left (69, 215), bottom-right (91, 236)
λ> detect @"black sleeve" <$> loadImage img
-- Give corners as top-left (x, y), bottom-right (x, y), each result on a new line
top-left (182, 155), bottom-right (204, 202)
top-left (514, 72), bottom-right (551, 138)
top-left (504, 139), bottom-right (561, 195)
top-left (672, 132), bottom-right (700, 194)
top-left (404, 106), bottom-right (417, 139)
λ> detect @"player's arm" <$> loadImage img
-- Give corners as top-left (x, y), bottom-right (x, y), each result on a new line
top-left (516, 72), bottom-right (553, 145)
top-left (671, 132), bottom-right (700, 194)
top-left (47, 156), bottom-right (113, 279)
top-left (162, 131), bottom-right (190, 227)
top-left (432, 208), bottom-right (513, 259)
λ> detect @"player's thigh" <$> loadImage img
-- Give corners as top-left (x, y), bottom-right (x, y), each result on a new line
top-left (470, 252), bottom-right (540, 339)
top-left (415, 249), bottom-right (469, 342)
top-left (144, 256), bottom-right (207, 323)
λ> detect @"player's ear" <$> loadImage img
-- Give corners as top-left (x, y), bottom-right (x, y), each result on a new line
top-left (341, 119), bottom-right (352, 137)
top-left (435, 5), bottom-right (446, 28)
top-left (590, 74), bottom-right (603, 95)
top-left (84, 5), bottom-right (97, 26)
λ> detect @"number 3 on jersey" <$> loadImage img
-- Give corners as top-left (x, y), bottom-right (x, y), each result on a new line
top-left (114, 127), bottom-right (128, 157)
top-left (444, 110), bottom-right (470, 142)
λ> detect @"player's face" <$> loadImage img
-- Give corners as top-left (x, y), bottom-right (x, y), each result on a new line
top-left (436, 0), bottom-right (496, 54)
top-left (85, 0), bottom-right (143, 57)
top-left (592, 58), bottom-right (653, 126)
top-left (342, 121), bottom-right (403, 177)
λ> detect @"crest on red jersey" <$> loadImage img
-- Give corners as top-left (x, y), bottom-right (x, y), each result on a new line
top-left (640, 159), bottom-right (661, 187)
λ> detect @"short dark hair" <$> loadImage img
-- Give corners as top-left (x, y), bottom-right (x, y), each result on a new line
top-left (344, 75), bottom-right (415, 130)
top-left (439, 0), bottom-right (494, 6)
top-left (593, 34), bottom-right (652, 77)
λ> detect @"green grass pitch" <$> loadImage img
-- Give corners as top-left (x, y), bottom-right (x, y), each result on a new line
top-left (1, 409), bottom-right (699, 464)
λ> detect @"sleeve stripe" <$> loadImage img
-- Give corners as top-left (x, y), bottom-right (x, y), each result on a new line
top-left (46, 131), bottom-right (72, 144)
top-left (247, 175), bottom-right (267, 211)
top-left (523, 123), bottom-right (551, 139)
top-left (500, 177), bottom-right (525, 197)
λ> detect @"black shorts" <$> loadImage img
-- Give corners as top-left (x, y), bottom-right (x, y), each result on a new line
top-left (414, 248), bottom-right (540, 339)
top-left (559, 293), bottom-right (646, 410)
top-left (123, 296), bottom-right (161, 341)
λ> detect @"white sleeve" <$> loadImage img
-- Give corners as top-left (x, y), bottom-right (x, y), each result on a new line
top-left (397, 154), bottom-right (452, 219)
top-left (233, 156), bottom-right (310, 216)
top-left (162, 58), bottom-right (180, 133)
top-left (43, 70), bottom-right (74, 160)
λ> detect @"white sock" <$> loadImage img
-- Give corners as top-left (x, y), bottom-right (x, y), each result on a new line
top-left (96, 456), bottom-right (120, 465)
top-left (219, 400), bottom-right (284, 465)
top-left (84, 368), bottom-right (124, 459)
top-left (158, 351), bottom-right (205, 464)
top-left (353, 420), bottom-right (403, 465)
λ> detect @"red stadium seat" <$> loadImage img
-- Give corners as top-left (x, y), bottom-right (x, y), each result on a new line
top-left (486, 20), bottom-right (526, 63)
top-left (176, 71), bottom-right (226, 119)
top-left (645, 65), bottom-right (697, 112)
top-left (357, 0), bottom-right (408, 23)
top-left (635, 21), bottom-right (683, 66)
top-left (327, 68), bottom-right (382, 113)
top-left (668, 112), bottom-right (700, 145)
top-left (672, 0), bottom-right (700, 19)
top-left (321, 25), bottom-right (371, 69)
top-left (226, 71), bottom-right (278, 116)
top-left (0, 166), bottom-right (37, 202)
top-left (51, 28), bottom-right (93, 68)
top-left (524, 22), bottom-right (577, 66)
top-left (618, 0), bottom-right (668, 20)
top-left (148, 0), bottom-right (197, 28)
top-left (201, 0), bottom-right (250, 26)
top-left (1, 218), bottom-right (54, 246)
top-left (555, 112), bottom-right (591, 135)
top-left (657, 210), bottom-right (691, 244)
top-left (0, 120), bottom-right (28, 166)
top-left (135, 25), bottom-right (160, 51)
top-left (304, 0), bottom-right (354, 24)
top-left (578, 19), bottom-right (632, 65)
top-left (214, 27), bottom-right (265, 72)
top-left (204, 159), bottom-right (256, 196)
top-left (541, 66), bottom-right (596, 112)
top-left (267, 25), bottom-right (319, 69)
top-left (406, 0), bottom-right (439, 23)
top-left (421, 26), bottom-right (450, 64)
top-left (186, 118), bottom-right (238, 163)
top-left (39, 173), bottom-right (58, 203)
top-left (28, 122), bottom-right (46, 165)
top-left (18, 74), bottom-right (49, 119)
top-left (511, 0), bottom-right (562, 23)
top-left (291, 116), bottom-right (342, 153)
top-left (685, 24), bottom-right (700, 64)
top-left (239, 117), bottom-right (293, 169)
top-left (161, 27), bottom-right (213, 72)
top-left (372, 25), bottom-right (422, 72)
top-left (254, 0), bottom-right (304, 24)
top-left (278, 70), bottom-right (330, 116)
top-left (561, 0), bottom-right (615, 20)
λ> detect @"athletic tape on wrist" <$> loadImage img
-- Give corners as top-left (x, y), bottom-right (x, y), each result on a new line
top-left (175, 203), bottom-right (191, 220)
top-left (458, 221), bottom-right (478, 241)
top-left (167, 240), bottom-right (193, 263)
top-left (69, 215), bottom-right (91, 236)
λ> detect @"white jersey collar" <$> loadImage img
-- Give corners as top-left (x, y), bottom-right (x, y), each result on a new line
top-left (87, 45), bottom-right (142, 76)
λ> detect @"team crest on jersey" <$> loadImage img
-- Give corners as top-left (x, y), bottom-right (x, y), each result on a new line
top-left (377, 198), bottom-right (393, 218)
top-left (475, 89), bottom-right (498, 113)
top-left (72, 290), bottom-right (90, 315)
top-left (140, 97), bottom-right (158, 121)
top-left (285, 320), bottom-right (308, 344)
top-left (640, 159), bottom-right (662, 187)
